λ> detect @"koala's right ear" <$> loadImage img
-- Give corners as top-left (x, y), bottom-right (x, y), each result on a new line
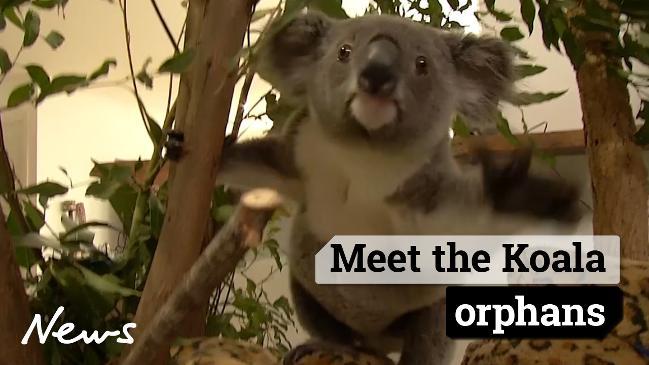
top-left (256, 12), bottom-right (334, 102)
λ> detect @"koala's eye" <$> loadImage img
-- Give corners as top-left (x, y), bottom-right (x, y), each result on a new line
top-left (337, 44), bottom-right (352, 63)
top-left (415, 56), bottom-right (428, 75)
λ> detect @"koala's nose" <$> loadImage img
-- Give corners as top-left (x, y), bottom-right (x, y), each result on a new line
top-left (358, 63), bottom-right (397, 96)
top-left (358, 36), bottom-right (399, 97)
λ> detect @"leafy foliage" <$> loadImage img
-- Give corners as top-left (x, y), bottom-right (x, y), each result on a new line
top-left (0, 2), bottom-right (296, 365)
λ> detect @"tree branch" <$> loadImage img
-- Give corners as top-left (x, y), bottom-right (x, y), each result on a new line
top-left (121, 190), bottom-right (281, 365)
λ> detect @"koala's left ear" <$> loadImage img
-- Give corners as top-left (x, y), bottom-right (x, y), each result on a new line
top-left (444, 34), bottom-right (514, 130)
top-left (256, 11), bottom-right (334, 103)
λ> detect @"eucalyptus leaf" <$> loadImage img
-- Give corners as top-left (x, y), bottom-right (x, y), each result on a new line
top-left (75, 263), bottom-right (140, 297)
top-left (452, 115), bottom-right (471, 138)
top-left (25, 64), bottom-right (51, 90)
top-left (24, 201), bottom-right (45, 231)
top-left (22, 10), bottom-right (40, 47)
top-left (309, 0), bottom-right (349, 18)
top-left (7, 83), bottom-right (34, 108)
top-left (158, 50), bottom-right (195, 73)
top-left (496, 113), bottom-right (519, 146)
top-left (60, 221), bottom-right (115, 241)
top-left (520, 0), bottom-right (535, 34)
top-left (146, 114), bottom-right (163, 145)
top-left (32, 0), bottom-right (61, 8)
top-left (0, 48), bottom-right (11, 74)
top-left (514, 64), bottom-right (547, 79)
top-left (89, 58), bottom-right (117, 80)
top-left (489, 8), bottom-right (512, 22)
top-left (38, 74), bottom-right (87, 102)
top-left (512, 90), bottom-right (567, 106)
top-left (3, 7), bottom-right (22, 29)
top-left (18, 181), bottom-right (68, 197)
top-left (500, 26), bottom-right (524, 42)
top-left (44, 31), bottom-right (65, 49)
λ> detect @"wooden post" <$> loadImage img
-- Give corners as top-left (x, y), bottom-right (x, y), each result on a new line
top-left (129, 0), bottom-right (256, 362)
top-left (0, 208), bottom-right (45, 365)
top-left (569, 2), bottom-right (649, 260)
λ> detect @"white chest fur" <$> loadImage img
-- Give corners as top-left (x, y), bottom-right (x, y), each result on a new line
top-left (293, 119), bottom-right (430, 241)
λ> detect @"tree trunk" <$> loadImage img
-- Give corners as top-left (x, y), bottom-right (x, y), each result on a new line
top-left (0, 208), bottom-right (45, 365)
top-left (570, 2), bottom-right (649, 260)
top-left (129, 0), bottom-right (255, 362)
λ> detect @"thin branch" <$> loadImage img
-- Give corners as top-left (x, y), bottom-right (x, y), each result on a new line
top-left (0, 46), bottom-right (23, 86)
top-left (231, 71), bottom-right (255, 139)
top-left (165, 18), bottom-right (187, 120)
top-left (150, 0), bottom-right (181, 54)
top-left (122, 193), bottom-right (281, 365)
top-left (119, 0), bottom-right (151, 137)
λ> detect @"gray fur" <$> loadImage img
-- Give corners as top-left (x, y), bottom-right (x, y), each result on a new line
top-left (219, 11), bottom-right (580, 365)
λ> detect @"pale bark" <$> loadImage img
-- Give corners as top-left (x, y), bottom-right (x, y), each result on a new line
top-left (122, 191), bottom-right (280, 365)
top-left (129, 0), bottom-right (256, 362)
top-left (570, 2), bottom-right (649, 260)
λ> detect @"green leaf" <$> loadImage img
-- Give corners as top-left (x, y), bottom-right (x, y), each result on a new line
top-left (74, 264), bottom-right (140, 297)
top-left (265, 238), bottom-right (283, 271)
top-left (25, 64), bottom-right (50, 90)
top-left (489, 8), bottom-right (512, 22)
top-left (18, 181), bottom-right (68, 207)
top-left (24, 201), bottom-right (45, 231)
top-left (38, 74), bottom-right (87, 102)
top-left (3, 7), bottom-right (23, 29)
top-left (44, 31), bottom-right (65, 49)
top-left (22, 10), bottom-right (40, 47)
top-left (496, 113), bottom-right (519, 146)
top-left (0, 48), bottom-right (11, 74)
top-left (512, 90), bottom-right (567, 106)
top-left (7, 83), bottom-right (34, 108)
top-left (146, 114), bottom-right (162, 145)
top-left (158, 50), bottom-right (195, 73)
top-left (452, 115), bottom-right (471, 138)
top-left (447, 0), bottom-right (459, 10)
top-left (500, 26), bottom-right (524, 42)
top-left (148, 193), bottom-right (164, 238)
top-left (136, 58), bottom-right (153, 88)
top-left (520, 0), bottom-right (535, 34)
top-left (14, 245), bottom-right (36, 268)
top-left (514, 64), bottom-right (547, 79)
top-left (32, 0), bottom-right (61, 8)
top-left (309, 0), bottom-right (348, 18)
top-left (0, 15), bottom-right (5, 31)
top-left (88, 58), bottom-right (116, 80)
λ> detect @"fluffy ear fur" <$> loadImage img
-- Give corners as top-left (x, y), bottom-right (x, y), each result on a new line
top-left (445, 33), bottom-right (514, 131)
top-left (256, 11), bottom-right (334, 103)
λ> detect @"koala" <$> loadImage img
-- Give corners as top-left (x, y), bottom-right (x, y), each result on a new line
top-left (218, 11), bottom-right (582, 365)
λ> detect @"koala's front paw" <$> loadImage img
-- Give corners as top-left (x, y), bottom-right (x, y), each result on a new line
top-left (479, 148), bottom-right (583, 223)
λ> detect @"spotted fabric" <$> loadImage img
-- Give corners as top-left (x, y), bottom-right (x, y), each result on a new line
top-left (461, 260), bottom-right (649, 365)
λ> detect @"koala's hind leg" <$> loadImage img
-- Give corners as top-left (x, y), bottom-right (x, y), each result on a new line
top-left (290, 277), bottom-right (360, 345)
top-left (389, 301), bottom-right (452, 365)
